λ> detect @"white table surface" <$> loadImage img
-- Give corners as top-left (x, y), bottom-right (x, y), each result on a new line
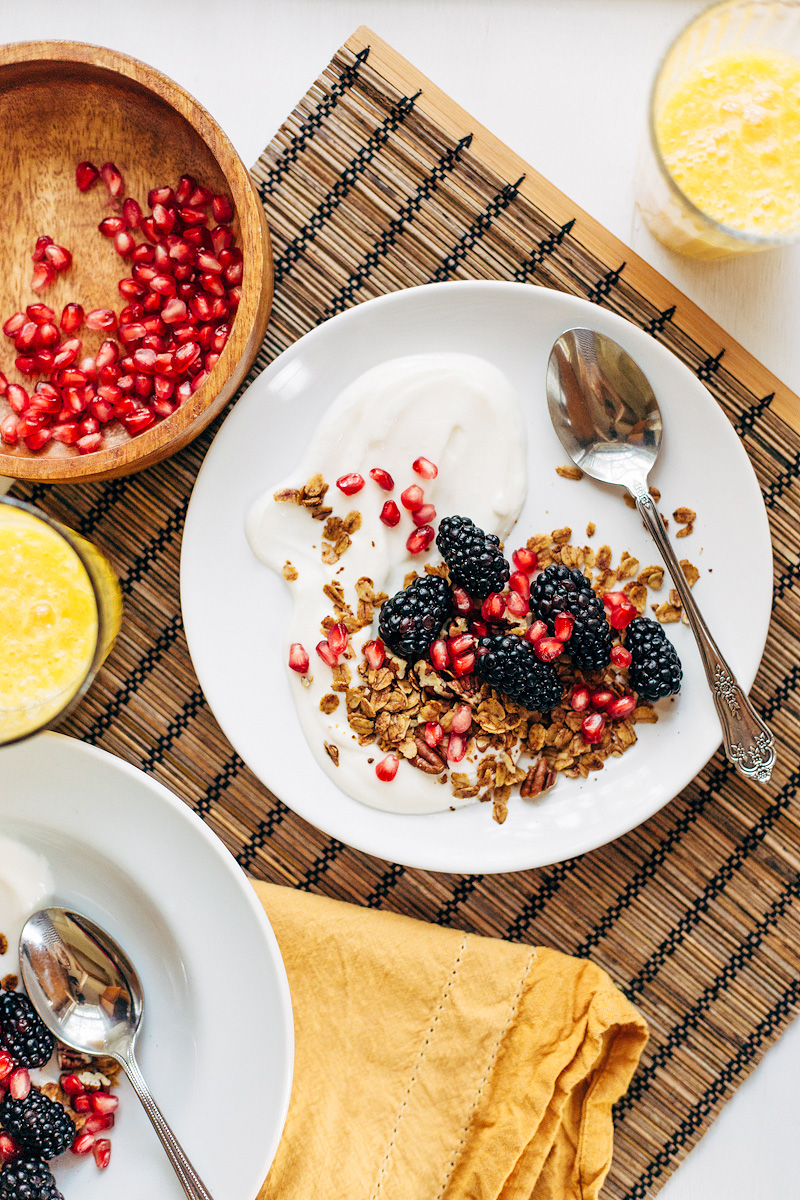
top-left (2, 2), bottom-right (796, 1195)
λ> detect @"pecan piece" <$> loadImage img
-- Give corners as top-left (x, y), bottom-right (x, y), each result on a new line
top-left (520, 760), bottom-right (557, 798)
top-left (411, 734), bottom-right (447, 774)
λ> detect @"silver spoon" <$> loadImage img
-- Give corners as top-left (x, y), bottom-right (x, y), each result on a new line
top-left (19, 908), bottom-right (214, 1200)
top-left (546, 326), bottom-right (775, 783)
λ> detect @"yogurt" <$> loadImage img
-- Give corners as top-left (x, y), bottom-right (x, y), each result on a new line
top-left (0, 835), bottom-right (54, 983)
top-left (247, 353), bottom-right (528, 813)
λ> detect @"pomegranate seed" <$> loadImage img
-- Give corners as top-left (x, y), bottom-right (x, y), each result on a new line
top-left (114, 230), bottom-right (136, 258)
top-left (448, 633), bottom-right (474, 657)
top-left (211, 225), bottom-right (234, 253)
top-left (0, 1052), bottom-right (13, 1081)
top-left (424, 722), bottom-right (443, 747)
top-left (505, 591), bottom-right (529, 618)
top-left (133, 263), bottom-right (158, 284)
top-left (406, 525), bottom-right (434, 554)
top-left (119, 323), bottom-right (146, 346)
top-left (481, 592), bottom-right (506, 622)
top-left (0, 372), bottom-right (6, 396)
top-left (52, 423), bottom-right (81, 444)
top-left (79, 416), bottom-right (100, 437)
top-left (363, 639), bottom-right (385, 669)
top-left (451, 703), bottom-right (472, 734)
top-left (610, 645), bottom-right (633, 668)
top-left (180, 205), bottom-right (207, 227)
top-left (154, 376), bottom-right (174, 401)
top-left (369, 467), bottom-right (394, 490)
top-left (3, 312), bottom-right (26, 337)
top-left (124, 409), bottom-right (155, 434)
top-left (72, 1132), bottom-right (95, 1155)
top-left (450, 588), bottom-right (473, 615)
top-left (95, 340), bottom-right (120, 369)
top-left (97, 386), bottom-right (122, 407)
top-left (513, 547), bottom-right (538, 573)
top-left (412, 503), bottom-right (436, 527)
top-left (83, 1114), bottom-right (114, 1134)
top-left (212, 194), bottom-right (233, 222)
top-left (142, 291), bottom-right (163, 314)
top-left (7, 385), bottom-right (29, 413)
top-left (100, 161), bottom-right (124, 197)
top-left (581, 712), bottom-right (606, 744)
top-left (603, 593), bottom-right (637, 630)
top-left (76, 432), bottom-right (103, 454)
top-left (150, 273), bottom-right (176, 296)
top-left (0, 1133), bottom-right (19, 1163)
top-left (189, 293), bottom-right (213, 322)
top-left (524, 619), bottom-right (548, 644)
top-left (133, 347), bottom-right (157, 373)
top-left (210, 324), bottom-right (229, 353)
top-left (590, 689), bottom-right (615, 710)
top-left (327, 622), bottom-right (348, 657)
top-left (412, 456), bottom-right (438, 479)
top-left (287, 642), bottom-right (309, 674)
top-left (57, 368), bottom-right (87, 387)
top-left (31, 235), bottom-right (53, 263)
top-left (9, 1069), bottom-right (30, 1101)
top-left (227, 287), bottom-right (241, 310)
top-left (122, 197), bottom-right (142, 228)
top-left (90, 1092), bottom-right (119, 1114)
top-left (99, 216), bottom-right (126, 238)
top-left (149, 185), bottom-right (175, 207)
top-left (188, 184), bottom-right (213, 208)
top-left (161, 297), bottom-right (188, 324)
top-left (197, 251), bottom-right (223, 274)
top-left (72, 1094), bottom-right (93, 1112)
top-left (554, 612), bottom-right (575, 641)
top-left (606, 694), bottom-right (637, 720)
top-left (176, 175), bottom-right (196, 204)
top-left (15, 355), bottom-right (37, 376)
top-left (85, 309), bottom-right (117, 332)
top-left (469, 618), bottom-right (488, 637)
top-left (91, 399), bottom-right (115, 422)
top-left (430, 639), bottom-right (449, 670)
top-left (316, 640), bottom-right (339, 667)
top-left (335, 472), bottom-right (364, 495)
top-left (451, 651), bottom-right (475, 677)
top-left (223, 262), bottom-right (243, 287)
top-left (509, 571), bottom-right (530, 601)
top-left (400, 484), bottom-right (424, 510)
top-left (375, 754), bottom-right (399, 782)
top-left (93, 1138), bottom-right (111, 1169)
top-left (119, 278), bottom-right (147, 300)
top-left (140, 216), bottom-right (158, 244)
top-left (52, 339), bottom-right (82, 368)
top-left (174, 342), bottom-right (200, 371)
top-left (379, 500), bottom-right (401, 527)
top-left (44, 243), bottom-right (72, 271)
top-left (447, 733), bottom-right (466, 761)
top-left (0, 416), bottom-right (14, 444)
top-left (131, 243), bottom-right (155, 265)
top-left (15, 321), bottom-right (38, 350)
top-left (570, 686), bottom-right (591, 712)
top-left (60, 302), bottom-right (84, 332)
top-left (76, 160), bottom-right (99, 191)
top-left (534, 637), bottom-right (564, 662)
top-left (26, 303), bottom-right (56, 324)
top-left (17, 412), bottom-right (44, 437)
top-left (31, 262), bottom-right (55, 292)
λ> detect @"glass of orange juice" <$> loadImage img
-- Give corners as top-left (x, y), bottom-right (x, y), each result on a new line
top-left (0, 497), bottom-right (122, 745)
top-left (636, 0), bottom-right (800, 259)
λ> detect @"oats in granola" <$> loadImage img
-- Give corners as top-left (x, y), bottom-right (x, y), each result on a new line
top-left (282, 561), bottom-right (298, 581)
top-left (324, 742), bottom-right (340, 766)
top-left (556, 465), bottom-right (584, 481)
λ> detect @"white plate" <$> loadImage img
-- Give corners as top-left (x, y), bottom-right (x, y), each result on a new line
top-left (180, 281), bottom-right (772, 874)
top-left (0, 733), bottom-right (293, 1200)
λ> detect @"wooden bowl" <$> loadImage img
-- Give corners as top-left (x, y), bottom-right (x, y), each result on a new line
top-left (0, 41), bottom-right (273, 482)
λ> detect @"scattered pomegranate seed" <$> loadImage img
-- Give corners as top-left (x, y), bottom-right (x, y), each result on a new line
top-left (505, 591), bottom-right (529, 618)
top-left (481, 592), bottom-right (506, 622)
top-left (451, 651), bottom-right (475, 677)
top-left (72, 1132), bottom-right (95, 1155)
top-left (85, 309), bottom-right (117, 332)
top-left (26, 303), bottom-right (55, 324)
top-left (447, 733), bottom-right (466, 761)
top-left (44, 243), bottom-right (72, 272)
top-left (451, 587), bottom-right (473, 613)
top-left (534, 637), bottom-right (564, 662)
top-left (448, 633), bottom-right (474, 657)
top-left (0, 1132), bottom-right (19, 1163)
top-left (336, 472), bottom-right (364, 495)
top-left (406, 525), bottom-right (434, 554)
top-left (9, 1069), bottom-right (30, 1101)
top-left (375, 754), bottom-right (399, 782)
top-left (363, 638), bottom-right (385, 669)
top-left (412, 503), bottom-right (436, 527)
top-left (430, 639), bottom-right (449, 670)
top-left (31, 235), bottom-right (53, 263)
top-left (93, 1138), bottom-right (112, 1169)
top-left (316, 640), bottom-right (339, 668)
top-left (509, 571), bottom-right (530, 601)
top-left (590, 689), bottom-right (615, 710)
top-left (424, 722), bottom-right (443, 747)
top-left (75, 161), bottom-right (99, 191)
top-left (512, 547), bottom-right (538, 573)
top-left (554, 612), bottom-right (575, 641)
top-left (31, 262), bottom-right (55, 292)
top-left (76, 432), bottom-right (103, 454)
top-left (570, 686), bottom-right (590, 712)
top-left (327, 622), bottom-right (348, 657)
top-left (469, 618), bottom-right (488, 638)
top-left (0, 1052), bottom-right (13, 1081)
top-left (610, 645), bottom-right (632, 668)
top-left (6, 384), bottom-right (28, 413)
top-left (400, 485), bottom-right (425, 511)
top-left (122, 197), bottom-right (142, 228)
top-left (89, 1092), bottom-right (119, 1114)
top-left (412, 456), bottom-right (438, 479)
top-left (451, 703), bottom-right (472, 734)
top-left (581, 712), bottom-right (606, 744)
top-left (606, 694), bottom-right (637, 720)
top-left (603, 592), bottom-right (638, 630)
top-left (2, 312), bottom-right (26, 337)
top-left (60, 1074), bottom-right (85, 1096)
top-left (99, 161), bottom-right (124, 197)
top-left (59, 303), bottom-right (84, 334)
top-left (83, 1112), bottom-right (115, 1134)
top-left (288, 644), bottom-right (309, 674)
top-left (114, 230), bottom-right (136, 258)
top-left (212, 194), bottom-right (233, 223)
top-left (369, 467), bottom-right (394, 490)
top-left (72, 1094), bottom-right (93, 1112)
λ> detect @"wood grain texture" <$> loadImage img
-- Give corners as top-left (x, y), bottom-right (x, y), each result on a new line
top-left (0, 41), bottom-right (273, 482)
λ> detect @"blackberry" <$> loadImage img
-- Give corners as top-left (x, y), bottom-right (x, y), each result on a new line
top-left (0, 993), bottom-right (53, 1069)
top-left (625, 617), bottom-right (682, 701)
top-left (476, 635), bottom-right (562, 713)
top-left (436, 516), bottom-right (509, 600)
top-left (1, 1090), bottom-right (75, 1161)
top-left (530, 564), bottom-right (612, 670)
top-left (0, 1159), bottom-right (63, 1200)
top-left (378, 574), bottom-right (451, 661)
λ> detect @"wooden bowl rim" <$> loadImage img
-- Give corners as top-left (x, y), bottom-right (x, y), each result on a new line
top-left (0, 40), bottom-right (271, 483)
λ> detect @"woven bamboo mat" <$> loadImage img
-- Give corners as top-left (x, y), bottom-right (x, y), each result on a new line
top-left (12, 28), bottom-right (800, 1198)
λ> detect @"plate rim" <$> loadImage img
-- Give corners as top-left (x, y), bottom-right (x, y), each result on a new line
top-left (181, 279), bottom-right (773, 873)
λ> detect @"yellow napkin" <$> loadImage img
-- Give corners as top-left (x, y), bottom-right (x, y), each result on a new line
top-left (254, 881), bottom-right (647, 1200)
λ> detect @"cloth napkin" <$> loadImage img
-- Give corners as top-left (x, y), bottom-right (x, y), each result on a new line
top-left (253, 881), bottom-right (647, 1200)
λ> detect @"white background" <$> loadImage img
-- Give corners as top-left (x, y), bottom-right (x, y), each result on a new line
top-left (3, 2), bottom-right (798, 1195)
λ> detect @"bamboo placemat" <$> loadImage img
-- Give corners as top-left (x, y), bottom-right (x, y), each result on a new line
top-left (12, 28), bottom-right (800, 1198)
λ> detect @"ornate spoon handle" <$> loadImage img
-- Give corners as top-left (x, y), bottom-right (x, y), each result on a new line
top-left (632, 484), bottom-right (775, 783)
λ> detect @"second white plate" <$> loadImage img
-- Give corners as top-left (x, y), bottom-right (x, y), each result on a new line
top-left (181, 282), bottom-right (772, 874)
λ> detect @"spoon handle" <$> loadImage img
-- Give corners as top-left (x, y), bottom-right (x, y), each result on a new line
top-left (632, 485), bottom-right (775, 783)
top-left (119, 1051), bottom-right (215, 1200)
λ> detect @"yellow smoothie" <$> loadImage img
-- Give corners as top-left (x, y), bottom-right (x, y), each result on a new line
top-left (656, 46), bottom-right (800, 236)
top-left (0, 505), bottom-right (106, 742)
